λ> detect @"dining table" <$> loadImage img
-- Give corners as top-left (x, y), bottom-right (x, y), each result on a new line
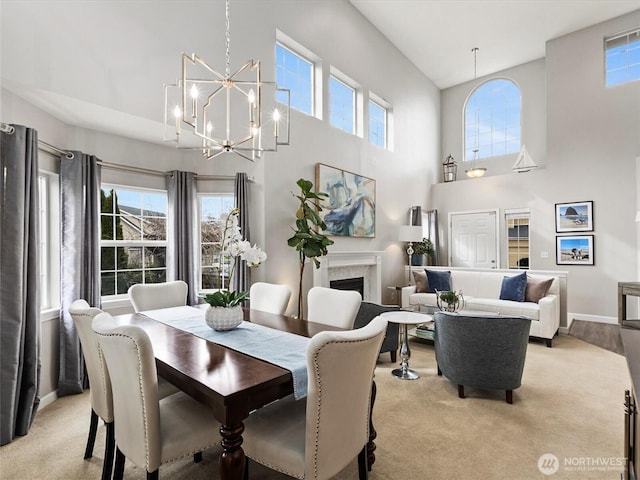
top-left (111, 305), bottom-right (379, 480)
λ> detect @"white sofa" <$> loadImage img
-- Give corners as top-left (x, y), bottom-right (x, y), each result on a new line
top-left (401, 267), bottom-right (561, 347)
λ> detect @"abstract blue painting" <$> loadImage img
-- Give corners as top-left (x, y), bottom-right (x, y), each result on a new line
top-left (315, 163), bottom-right (375, 237)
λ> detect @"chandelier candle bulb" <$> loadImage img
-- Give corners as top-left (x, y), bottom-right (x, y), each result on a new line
top-left (190, 84), bottom-right (198, 119)
top-left (273, 109), bottom-right (280, 137)
top-left (248, 89), bottom-right (256, 123)
top-left (173, 106), bottom-right (181, 134)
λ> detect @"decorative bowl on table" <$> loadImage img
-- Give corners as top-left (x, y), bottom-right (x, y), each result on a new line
top-left (205, 305), bottom-right (244, 331)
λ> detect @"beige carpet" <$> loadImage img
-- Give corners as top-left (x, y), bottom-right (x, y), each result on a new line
top-left (0, 334), bottom-right (630, 480)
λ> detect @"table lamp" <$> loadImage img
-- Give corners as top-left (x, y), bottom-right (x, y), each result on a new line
top-left (398, 225), bottom-right (424, 285)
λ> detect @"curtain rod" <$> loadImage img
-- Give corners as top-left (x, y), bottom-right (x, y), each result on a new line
top-left (98, 161), bottom-right (252, 182)
top-left (2, 122), bottom-right (75, 159)
top-left (1, 122), bottom-right (253, 181)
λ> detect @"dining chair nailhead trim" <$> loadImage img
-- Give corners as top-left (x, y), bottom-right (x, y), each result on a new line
top-left (311, 336), bottom-right (377, 480)
top-left (98, 331), bottom-right (152, 470)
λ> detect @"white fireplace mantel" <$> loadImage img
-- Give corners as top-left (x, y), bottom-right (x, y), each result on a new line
top-left (313, 251), bottom-right (383, 303)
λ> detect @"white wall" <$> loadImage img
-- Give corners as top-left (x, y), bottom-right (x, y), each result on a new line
top-left (2, 0), bottom-right (439, 398)
top-left (437, 11), bottom-right (640, 326)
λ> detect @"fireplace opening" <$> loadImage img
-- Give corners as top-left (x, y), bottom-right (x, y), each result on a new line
top-left (330, 277), bottom-right (364, 298)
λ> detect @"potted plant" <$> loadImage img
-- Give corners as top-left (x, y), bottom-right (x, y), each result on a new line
top-left (287, 178), bottom-right (334, 318)
top-left (202, 208), bottom-right (267, 330)
top-left (436, 290), bottom-right (465, 312)
top-left (411, 238), bottom-right (435, 266)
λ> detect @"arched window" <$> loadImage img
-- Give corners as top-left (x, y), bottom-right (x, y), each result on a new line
top-left (464, 79), bottom-right (521, 162)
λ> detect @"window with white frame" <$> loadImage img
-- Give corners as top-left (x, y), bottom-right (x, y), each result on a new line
top-left (464, 79), bottom-right (521, 162)
top-left (368, 99), bottom-right (387, 148)
top-left (38, 171), bottom-right (60, 312)
top-left (199, 193), bottom-right (235, 290)
top-left (276, 42), bottom-right (314, 115)
top-left (330, 75), bottom-right (355, 134)
top-left (506, 210), bottom-right (530, 270)
top-left (606, 29), bottom-right (640, 87)
top-left (38, 174), bottom-right (50, 309)
top-left (100, 186), bottom-right (168, 297)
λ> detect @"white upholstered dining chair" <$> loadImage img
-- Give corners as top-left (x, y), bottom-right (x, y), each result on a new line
top-left (69, 300), bottom-right (181, 480)
top-left (68, 300), bottom-right (115, 480)
top-left (307, 286), bottom-right (362, 329)
top-left (241, 315), bottom-right (388, 480)
top-left (91, 311), bottom-right (221, 480)
top-left (249, 282), bottom-right (292, 315)
top-left (127, 280), bottom-right (188, 313)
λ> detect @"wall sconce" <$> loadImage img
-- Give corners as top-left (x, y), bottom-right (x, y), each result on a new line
top-left (443, 154), bottom-right (457, 182)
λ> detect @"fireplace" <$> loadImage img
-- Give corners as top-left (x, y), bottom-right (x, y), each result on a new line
top-left (313, 251), bottom-right (383, 303)
top-left (330, 277), bottom-right (365, 298)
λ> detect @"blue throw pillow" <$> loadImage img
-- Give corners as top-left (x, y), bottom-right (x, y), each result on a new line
top-left (426, 269), bottom-right (451, 293)
top-left (500, 271), bottom-right (527, 302)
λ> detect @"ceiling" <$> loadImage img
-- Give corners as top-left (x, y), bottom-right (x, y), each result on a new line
top-left (1, 0), bottom-right (639, 145)
top-left (350, 0), bottom-right (640, 89)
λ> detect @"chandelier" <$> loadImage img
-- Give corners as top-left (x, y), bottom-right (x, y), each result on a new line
top-left (465, 148), bottom-right (487, 178)
top-left (466, 47), bottom-right (486, 179)
top-left (163, 0), bottom-right (290, 161)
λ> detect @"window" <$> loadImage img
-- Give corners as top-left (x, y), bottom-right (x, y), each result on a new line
top-left (276, 43), bottom-right (313, 115)
top-left (369, 99), bottom-right (387, 148)
top-left (330, 75), bottom-right (355, 134)
top-left (38, 171), bottom-right (60, 312)
top-left (199, 194), bottom-right (234, 290)
top-left (38, 174), bottom-right (50, 309)
top-left (100, 186), bottom-right (167, 297)
top-left (464, 79), bottom-right (521, 161)
top-left (506, 210), bottom-right (530, 270)
top-left (606, 29), bottom-right (640, 87)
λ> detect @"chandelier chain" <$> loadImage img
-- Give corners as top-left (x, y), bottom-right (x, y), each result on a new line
top-left (225, 0), bottom-right (231, 78)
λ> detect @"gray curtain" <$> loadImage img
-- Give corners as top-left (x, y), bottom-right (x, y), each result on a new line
top-left (58, 152), bottom-right (101, 396)
top-left (0, 125), bottom-right (41, 445)
top-left (233, 172), bottom-right (250, 292)
top-left (425, 209), bottom-right (440, 266)
top-left (167, 170), bottom-right (198, 305)
top-left (410, 206), bottom-right (440, 266)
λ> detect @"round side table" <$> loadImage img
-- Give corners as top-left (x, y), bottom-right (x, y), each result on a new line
top-left (381, 311), bottom-right (431, 380)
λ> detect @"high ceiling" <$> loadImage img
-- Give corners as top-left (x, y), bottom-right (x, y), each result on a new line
top-left (350, 0), bottom-right (640, 89)
top-left (1, 1), bottom-right (639, 145)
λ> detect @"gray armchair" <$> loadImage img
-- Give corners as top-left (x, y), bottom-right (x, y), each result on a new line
top-left (353, 302), bottom-right (400, 362)
top-left (434, 311), bottom-right (531, 404)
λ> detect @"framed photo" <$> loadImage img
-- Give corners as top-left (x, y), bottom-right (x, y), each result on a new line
top-left (555, 201), bottom-right (594, 233)
top-left (556, 235), bottom-right (594, 265)
top-left (315, 163), bottom-right (375, 237)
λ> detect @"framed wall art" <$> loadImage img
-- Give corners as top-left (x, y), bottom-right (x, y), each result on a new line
top-left (555, 201), bottom-right (594, 233)
top-left (315, 163), bottom-right (375, 237)
top-left (556, 235), bottom-right (594, 265)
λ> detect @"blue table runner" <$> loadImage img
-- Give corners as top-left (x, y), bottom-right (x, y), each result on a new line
top-left (141, 306), bottom-right (309, 399)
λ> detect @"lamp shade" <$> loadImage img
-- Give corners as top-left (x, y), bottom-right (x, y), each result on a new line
top-left (399, 225), bottom-right (423, 242)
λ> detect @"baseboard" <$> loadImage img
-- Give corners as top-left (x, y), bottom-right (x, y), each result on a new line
top-left (39, 390), bottom-right (58, 410)
top-left (568, 312), bottom-right (618, 326)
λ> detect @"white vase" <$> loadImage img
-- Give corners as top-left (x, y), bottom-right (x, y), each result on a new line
top-left (205, 305), bottom-right (244, 331)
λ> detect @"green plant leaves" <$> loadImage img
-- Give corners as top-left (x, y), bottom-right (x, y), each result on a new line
top-left (203, 290), bottom-right (249, 307)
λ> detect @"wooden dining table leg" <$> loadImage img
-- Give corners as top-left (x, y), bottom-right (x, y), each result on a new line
top-left (367, 380), bottom-right (377, 471)
top-left (219, 422), bottom-right (245, 480)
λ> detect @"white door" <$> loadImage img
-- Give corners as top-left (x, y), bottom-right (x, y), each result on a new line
top-left (449, 211), bottom-right (498, 268)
